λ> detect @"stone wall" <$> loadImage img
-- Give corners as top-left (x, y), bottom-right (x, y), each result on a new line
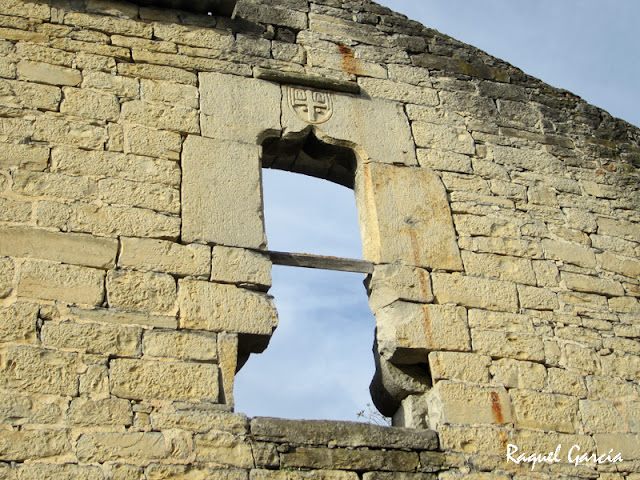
top-left (0, 0), bottom-right (639, 478)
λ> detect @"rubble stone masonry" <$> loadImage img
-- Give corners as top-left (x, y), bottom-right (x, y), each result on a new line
top-left (0, 0), bottom-right (638, 478)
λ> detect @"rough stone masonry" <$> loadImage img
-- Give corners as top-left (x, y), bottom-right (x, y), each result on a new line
top-left (0, 0), bottom-right (639, 478)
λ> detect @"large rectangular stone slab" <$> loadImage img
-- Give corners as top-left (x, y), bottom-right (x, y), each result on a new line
top-left (110, 358), bottom-right (219, 402)
top-left (355, 162), bottom-right (463, 270)
top-left (178, 279), bottom-right (277, 335)
top-left (200, 72), bottom-right (281, 144)
top-left (376, 302), bottom-right (471, 363)
top-left (432, 273), bottom-right (518, 312)
top-left (182, 135), bottom-right (266, 248)
top-left (0, 228), bottom-right (118, 268)
top-left (119, 237), bottom-right (210, 277)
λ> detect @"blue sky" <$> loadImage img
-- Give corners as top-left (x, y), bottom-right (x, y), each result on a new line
top-left (233, 1), bottom-right (640, 422)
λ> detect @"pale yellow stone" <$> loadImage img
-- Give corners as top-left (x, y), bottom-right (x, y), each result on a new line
top-left (33, 116), bottom-right (106, 149)
top-left (547, 368), bottom-right (587, 397)
top-left (472, 330), bottom-right (545, 362)
top-left (107, 269), bottom-right (176, 314)
top-left (561, 271), bottom-right (624, 297)
top-left (438, 425), bottom-right (509, 456)
top-left (468, 309), bottom-right (535, 333)
top-left (376, 302), bottom-right (470, 363)
top-left (119, 237), bottom-right (210, 277)
top-left (195, 432), bottom-right (254, 467)
top-left (432, 273), bottom-right (518, 312)
top-left (82, 70), bottom-right (140, 98)
top-left (0, 143), bottom-right (49, 171)
top-left (542, 239), bottom-right (597, 268)
top-left (110, 358), bottom-right (219, 402)
top-left (0, 430), bottom-right (70, 462)
top-left (580, 399), bottom-right (625, 433)
top-left (12, 170), bottom-right (95, 201)
top-left (98, 177), bottom-right (180, 214)
top-left (368, 263), bottom-right (433, 313)
top-left (0, 78), bottom-right (61, 110)
top-left (121, 100), bottom-right (199, 133)
top-left (252, 469), bottom-right (358, 480)
top-left (0, 256), bottom-right (13, 298)
top-left (426, 381), bottom-right (513, 427)
top-left (429, 351), bottom-right (490, 383)
top-left (461, 251), bottom-right (536, 285)
top-left (0, 303), bottom-right (38, 343)
top-left (0, 345), bottom-right (78, 396)
top-left (60, 87), bottom-right (120, 121)
top-left (41, 321), bottom-right (142, 356)
top-left (143, 329), bottom-right (217, 361)
top-left (356, 163), bottom-right (462, 270)
top-left (511, 390), bottom-right (578, 433)
top-left (359, 77), bottom-right (438, 105)
top-left (0, 227), bottom-right (118, 268)
top-left (211, 246), bottom-right (272, 288)
top-left (179, 279), bottom-right (277, 336)
top-left (76, 432), bottom-right (167, 463)
top-left (594, 433), bottom-right (640, 460)
top-left (517, 284), bottom-right (558, 310)
top-left (68, 397), bottom-right (133, 426)
top-left (17, 260), bottom-right (105, 306)
top-left (412, 122), bottom-right (475, 155)
top-left (141, 78), bottom-right (198, 108)
top-left (123, 124), bottom-right (182, 160)
top-left (182, 136), bottom-right (266, 248)
top-left (489, 358), bottom-right (546, 389)
top-left (17, 60), bottom-right (81, 86)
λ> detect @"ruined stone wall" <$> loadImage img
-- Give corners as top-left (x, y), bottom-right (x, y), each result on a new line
top-left (0, 0), bottom-right (639, 479)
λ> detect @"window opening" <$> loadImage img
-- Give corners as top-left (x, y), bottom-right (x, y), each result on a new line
top-left (234, 132), bottom-right (380, 422)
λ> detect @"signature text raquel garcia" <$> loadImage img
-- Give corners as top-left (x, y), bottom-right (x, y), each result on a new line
top-left (506, 444), bottom-right (623, 470)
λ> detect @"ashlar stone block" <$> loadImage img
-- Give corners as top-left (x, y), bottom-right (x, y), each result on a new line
top-left (376, 302), bottom-right (470, 363)
top-left (511, 390), bottom-right (579, 434)
top-left (179, 279), bottom-right (278, 336)
top-left (355, 163), bottom-right (463, 270)
top-left (182, 135), bottom-right (266, 248)
top-left (200, 71), bottom-right (281, 144)
top-left (110, 358), bottom-right (219, 402)
top-left (211, 245), bottom-right (272, 289)
top-left (367, 263), bottom-right (433, 313)
top-left (119, 237), bottom-right (210, 277)
top-left (432, 273), bottom-right (518, 312)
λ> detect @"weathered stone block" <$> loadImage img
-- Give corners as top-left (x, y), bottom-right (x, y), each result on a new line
top-left (429, 351), bottom-right (490, 383)
top-left (236, 2), bottom-right (308, 29)
top-left (250, 417), bottom-right (437, 450)
top-left (0, 430), bottom-right (70, 461)
top-left (211, 246), bottom-right (272, 288)
top-left (61, 87), bottom-right (120, 121)
top-left (123, 124), bottom-right (182, 160)
top-left (63, 11), bottom-right (152, 37)
top-left (17, 463), bottom-right (104, 480)
top-left (118, 62), bottom-right (197, 85)
top-left (150, 410), bottom-right (248, 434)
top-left (542, 239), bottom-right (597, 268)
top-left (359, 77), bottom-right (438, 105)
top-left (252, 469), bottom-right (358, 480)
top-left (438, 425), bottom-right (509, 456)
top-left (33, 116), bottom-right (106, 149)
top-left (489, 358), bottom-right (546, 389)
top-left (376, 302), bottom-right (471, 363)
top-left (0, 228), bottom-right (118, 268)
top-left (17, 60), bottom-right (81, 86)
top-left (580, 399), bottom-right (625, 433)
top-left (547, 368), bottom-right (587, 397)
top-left (179, 279), bottom-right (277, 335)
top-left (426, 381), bottom-right (513, 427)
top-left (367, 263), bottom-right (433, 313)
top-left (119, 237), bottom-right (210, 277)
top-left (182, 136), bottom-right (266, 248)
top-left (472, 329), bottom-right (545, 362)
top-left (0, 346), bottom-right (78, 396)
top-left (468, 309), bottom-right (535, 333)
top-left (69, 203), bottom-right (181, 240)
top-left (69, 397), bottom-right (133, 426)
top-left (0, 303), bottom-right (38, 344)
top-left (107, 269), bottom-right (177, 314)
top-left (143, 329), bottom-right (217, 361)
top-left (417, 148), bottom-right (472, 173)
top-left (140, 78), bottom-right (197, 107)
top-left (0, 391), bottom-right (62, 426)
top-left (12, 170), bottom-right (95, 201)
top-left (597, 251), bottom-right (640, 278)
top-left (511, 390), bottom-right (579, 433)
top-left (200, 72), bottom-right (281, 143)
top-left (281, 446), bottom-right (419, 472)
top-left (0, 78), bottom-right (61, 110)
top-left (110, 358), bottom-right (219, 402)
top-left (0, 256), bottom-right (13, 298)
top-left (41, 321), bottom-right (142, 356)
top-left (561, 271), bottom-right (625, 297)
top-left (517, 284), bottom-right (558, 310)
top-left (98, 177), bottom-right (180, 214)
top-left (17, 260), bottom-right (105, 306)
top-left (355, 163), bottom-right (462, 270)
top-left (432, 273), bottom-right (519, 312)
top-left (0, 143), bottom-right (49, 171)
top-left (69, 306), bottom-right (177, 329)
top-left (461, 251), bottom-right (536, 285)
top-left (594, 433), bottom-right (640, 460)
top-left (76, 432), bottom-right (167, 463)
top-left (412, 122), bottom-right (475, 155)
top-left (147, 464), bottom-right (247, 480)
top-left (194, 432), bottom-right (254, 467)
top-left (121, 100), bottom-right (199, 133)
top-left (82, 70), bottom-right (140, 98)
